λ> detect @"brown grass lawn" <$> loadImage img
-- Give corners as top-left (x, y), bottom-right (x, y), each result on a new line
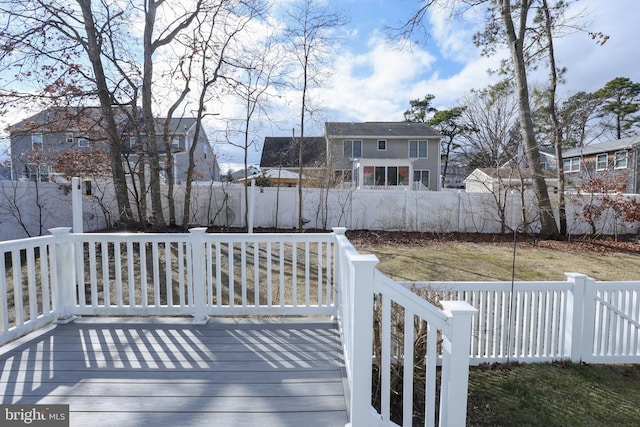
top-left (349, 232), bottom-right (640, 282)
top-left (349, 231), bottom-right (640, 426)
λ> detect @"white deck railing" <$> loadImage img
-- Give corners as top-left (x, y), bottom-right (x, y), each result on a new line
top-left (408, 274), bottom-right (640, 365)
top-left (333, 228), bottom-right (476, 427)
top-left (0, 227), bottom-right (477, 427)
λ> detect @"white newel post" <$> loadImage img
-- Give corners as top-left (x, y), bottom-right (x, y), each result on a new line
top-left (439, 300), bottom-right (477, 427)
top-left (332, 227), bottom-right (347, 321)
top-left (189, 228), bottom-right (209, 324)
top-left (49, 227), bottom-right (77, 323)
top-left (346, 253), bottom-right (378, 427)
top-left (565, 273), bottom-right (584, 362)
top-left (565, 273), bottom-right (595, 362)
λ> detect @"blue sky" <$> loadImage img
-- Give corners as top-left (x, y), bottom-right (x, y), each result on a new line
top-left (216, 0), bottom-right (640, 172)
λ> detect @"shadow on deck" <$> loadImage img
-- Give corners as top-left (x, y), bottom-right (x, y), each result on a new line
top-left (0, 317), bottom-right (348, 427)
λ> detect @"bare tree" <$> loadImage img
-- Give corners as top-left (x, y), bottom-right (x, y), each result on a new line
top-left (394, 0), bottom-right (570, 238)
top-left (225, 31), bottom-right (286, 230)
top-left (176, 1), bottom-right (266, 228)
top-left (283, 0), bottom-right (348, 231)
top-left (459, 81), bottom-right (520, 171)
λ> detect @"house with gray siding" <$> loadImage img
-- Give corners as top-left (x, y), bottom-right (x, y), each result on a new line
top-left (9, 107), bottom-right (218, 184)
top-left (325, 121), bottom-right (442, 190)
top-left (562, 136), bottom-right (640, 193)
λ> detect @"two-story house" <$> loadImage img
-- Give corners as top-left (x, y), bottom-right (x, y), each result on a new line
top-left (9, 107), bottom-right (218, 184)
top-left (562, 135), bottom-right (640, 192)
top-left (325, 121), bottom-right (442, 190)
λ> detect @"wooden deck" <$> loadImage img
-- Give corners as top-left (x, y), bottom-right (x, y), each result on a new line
top-left (0, 317), bottom-right (349, 426)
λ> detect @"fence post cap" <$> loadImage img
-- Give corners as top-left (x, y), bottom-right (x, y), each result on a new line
top-left (332, 227), bottom-right (347, 235)
top-left (188, 227), bottom-right (208, 235)
top-left (49, 227), bottom-right (72, 236)
top-left (441, 300), bottom-right (478, 316)
top-left (564, 272), bottom-right (589, 280)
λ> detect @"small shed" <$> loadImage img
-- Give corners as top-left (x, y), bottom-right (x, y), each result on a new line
top-left (464, 168), bottom-right (558, 193)
top-left (238, 169), bottom-right (302, 187)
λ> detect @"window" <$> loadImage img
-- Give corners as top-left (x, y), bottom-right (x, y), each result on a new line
top-left (409, 140), bottom-right (427, 158)
top-left (343, 140), bottom-right (362, 159)
top-left (413, 170), bottom-right (430, 189)
top-left (596, 153), bottom-right (608, 171)
top-left (563, 157), bottom-right (580, 172)
top-left (171, 137), bottom-right (180, 151)
top-left (77, 137), bottom-right (89, 148)
top-left (362, 166), bottom-right (409, 186)
top-left (377, 140), bottom-right (386, 151)
top-left (615, 151), bottom-right (627, 169)
top-left (26, 163), bottom-right (49, 182)
top-left (129, 137), bottom-right (136, 149)
top-left (66, 133), bottom-right (74, 144)
top-left (31, 133), bottom-right (43, 150)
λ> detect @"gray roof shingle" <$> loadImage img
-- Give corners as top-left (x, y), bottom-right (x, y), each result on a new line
top-left (563, 135), bottom-right (640, 157)
top-left (325, 122), bottom-right (440, 138)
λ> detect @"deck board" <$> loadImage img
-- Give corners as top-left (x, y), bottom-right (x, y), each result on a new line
top-left (0, 317), bottom-right (349, 427)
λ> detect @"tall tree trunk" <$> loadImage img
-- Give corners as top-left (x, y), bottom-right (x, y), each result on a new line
top-left (499, 0), bottom-right (560, 239)
top-left (298, 64), bottom-right (307, 232)
top-left (542, 0), bottom-right (567, 238)
top-left (142, 0), bottom-right (165, 228)
top-left (77, 0), bottom-right (134, 226)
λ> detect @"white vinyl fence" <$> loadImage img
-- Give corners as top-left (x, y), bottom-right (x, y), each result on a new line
top-left (3, 180), bottom-right (640, 240)
top-left (407, 273), bottom-right (640, 365)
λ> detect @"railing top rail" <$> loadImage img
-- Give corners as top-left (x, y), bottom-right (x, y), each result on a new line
top-left (69, 231), bottom-right (335, 243)
top-left (0, 234), bottom-right (55, 250)
top-left (375, 270), bottom-right (450, 326)
top-left (405, 280), bottom-right (574, 291)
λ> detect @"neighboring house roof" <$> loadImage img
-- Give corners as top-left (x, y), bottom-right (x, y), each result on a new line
top-left (8, 106), bottom-right (134, 135)
top-left (472, 168), bottom-right (556, 181)
top-left (228, 166), bottom-right (260, 182)
top-left (563, 135), bottom-right (640, 158)
top-left (154, 117), bottom-right (198, 135)
top-left (260, 136), bottom-right (325, 168)
top-left (325, 121), bottom-right (440, 138)
top-left (238, 169), bottom-right (301, 186)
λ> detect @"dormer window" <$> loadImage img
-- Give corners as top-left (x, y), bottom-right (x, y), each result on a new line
top-left (77, 137), bottom-right (89, 148)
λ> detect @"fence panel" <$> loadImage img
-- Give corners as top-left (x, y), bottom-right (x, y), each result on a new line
top-left (587, 281), bottom-right (640, 363)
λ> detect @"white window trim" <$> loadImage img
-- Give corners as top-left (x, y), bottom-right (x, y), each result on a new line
top-left (377, 139), bottom-right (386, 151)
top-left (413, 169), bottom-right (430, 189)
top-left (409, 140), bottom-right (428, 159)
top-left (596, 153), bottom-right (608, 171)
top-left (129, 137), bottom-right (136, 149)
top-left (564, 157), bottom-right (580, 173)
top-left (614, 151), bottom-right (627, 169)
top-left (343, 140), bottom-right (362, 159)
top-left (77, 137), bottom-right (89, 148)
top-left (66, 133), bottom-right (74, 144)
